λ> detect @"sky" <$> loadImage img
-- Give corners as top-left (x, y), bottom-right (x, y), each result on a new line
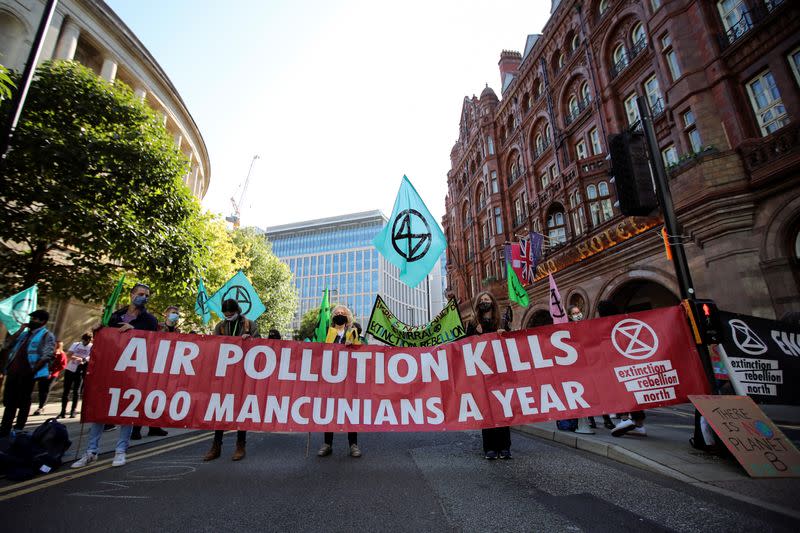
top-left (105, 0), bottom-right (552, 230)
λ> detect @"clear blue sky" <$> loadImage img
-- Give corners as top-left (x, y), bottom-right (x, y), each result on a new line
top-left (106, 0), bottom-right (551, 228)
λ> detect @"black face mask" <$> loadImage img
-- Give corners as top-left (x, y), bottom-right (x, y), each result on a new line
top-left (29, 321), bottom-right (44, 330)
top-left (477, 302), bottom-right (492, 312)
top-left (332, 315), bottom-right (348, 326)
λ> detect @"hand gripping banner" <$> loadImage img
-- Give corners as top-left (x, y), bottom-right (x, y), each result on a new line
top-left (82, 306), bottom-right (710, 432)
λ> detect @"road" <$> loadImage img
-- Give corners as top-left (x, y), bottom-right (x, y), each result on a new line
top-left (1, 428), bottom-right (798, 532)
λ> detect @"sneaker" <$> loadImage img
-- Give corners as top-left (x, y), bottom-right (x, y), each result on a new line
top-left (629, 426), bottom-right (647, 437)
top-left (603, 419), bottom-right (615, 430)
top-left (499, 450), bottom-right (512, 460)
top-left (71, 452), bottom-right (98, 468)
top-left (317, 444), bottom-right (332, 457)
top-left (69, 413), bottom-right (76, 419)
top-left (147, 428), bottom-right (168, 437)
top-left (33, 409), bottom-right (42, 416)
top-left (112, 452), bottom-right (126, 467)
top-left (611, 419), bottom-right (636, 437)
top-left (484, 450), bottom-right (498, 460)
top-left (575, 427), bottom-right (596, 434)
top-left (57, 412), bottom-right (66, 419)
top-left (349, 444), bottom-right (362, 458)
top-left (103, 424), bottom-right (116, 432)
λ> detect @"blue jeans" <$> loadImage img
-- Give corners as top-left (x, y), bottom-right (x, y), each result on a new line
top-left (86, 423), bottom-right (133, 454)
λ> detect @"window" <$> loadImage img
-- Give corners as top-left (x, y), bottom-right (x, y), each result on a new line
top-left (590, 128), bottom-right (602, 155)
top-left (558, 53), bottom-right (565, 70)
top-left (462, 204), bottom-right (470, 227)
top-left (572, 34), bottom-right (580, 52)
top-left (549, 164), bottom-right (558, 182)
top-left (644, 75), bottom-right (663, 114)
top-left (568, 95), bottom-right (579, 117)
top-left (717, 0), bottom-right (751, 41)
top-left (598, 181), bottom-right (614, 221)
top-left (540, 172), bottom-right (549, 188)
top-left (477, 187), bottom-right (486, 210)
top-left (661, 33), bottom-right (681, 81)
top-left (662, 145), bottom-right (679, 167)
top-left (569, 190), bottom-right (587, 236)
top-left (535, 134), bottom-right (545, 154)
top-left (683, 110), bottom-right (702, 153)
top-left (547, 210), bottom-right (567, 244)
top-left (545, 124), bottom-right (552, 141)
top-left (631, 23), bottom-right (647, 47)
top-left (651, 0), bottom-right (661, 11)
top-left (599, 0), bottom-right (609, 16)
top-left (790, 47), bottom-right (800, 86)
top-left (490, 171), bottom-right (498, 193)
top-left (513, 196), bottom-right (525, 227)
top-left (576, 140), bottom-right (588, 160)
top-left (613, 43), bottom-right (628, 69)
top-left (746, 71), bottom-right (788, 135)
top-left (494, 207), bottom-right (503, 234)
top-left (481, 222), bottom-right (490, 248)
top-left (580, 81), bottom-right (591, 103)
top-left (487, 136), bottom-right (495, 155)
top-left (624, 93), bottom-right (640, 125)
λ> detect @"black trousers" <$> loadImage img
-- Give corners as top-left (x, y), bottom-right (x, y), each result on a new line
top-left (214, 430), bottom-right (246, 444)
top-left (61, 368), bottom-right (83, 415)
top-left (324, 432), bottom-right (357, 446)
top-left (482, 426), bottom-right (511, 453)
top-left (0, 372), bottom-right (35, 437)
top-left (35, 377), bottom-right (53, 409)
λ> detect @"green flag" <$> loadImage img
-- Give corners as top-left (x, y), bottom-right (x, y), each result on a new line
top-left (0, 285), bottom-right (38, 334)
top-left (372, 175), bottom-right (447, 288)
top-left (505, 245), bottom-right (529, 307)
top-left (206, 270), bottom-right (266, 321)
top-left (102, 274), bottom-right (126, 326)
top-left (195, 276), bottom-right (211, 325)
top-left (313, 288), bottom-right (331, 343)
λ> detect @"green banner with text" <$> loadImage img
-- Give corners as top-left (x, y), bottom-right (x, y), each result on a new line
top-left (367, 295), bottom-right (466, 347)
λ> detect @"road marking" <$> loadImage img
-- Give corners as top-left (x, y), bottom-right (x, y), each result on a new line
top-left (0, 431), bottom-right (221, 502)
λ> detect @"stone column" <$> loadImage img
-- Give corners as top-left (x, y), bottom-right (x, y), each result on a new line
top-left (173, 132), bottom-right (183, 149)
top-left (53, 18), bottom-right (80, 60)
top-left (134, 87), bottom-right (147, 101)
top-left (100, 57), bottom-right (118, 82)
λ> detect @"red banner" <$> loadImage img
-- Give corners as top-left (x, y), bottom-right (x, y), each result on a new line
top-left (82, 306), bottom-right (710, 432)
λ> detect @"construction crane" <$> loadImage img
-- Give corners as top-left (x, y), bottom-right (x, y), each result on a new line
top-left (225, 154), bottom-right (260, 230)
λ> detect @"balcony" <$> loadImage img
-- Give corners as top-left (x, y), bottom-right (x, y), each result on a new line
top-left (507, 167), bottom-right (524, 186)
top-left (609, 37), bottom-right (647, 79)
top-left (738, 121), bottom-right (799, 185)
top-left (564, 96), bottom-right (592, 126)
top-left (720, 0), bottom-right (786, 49)
top-left (534, 139), bottom-right (552, 160)
top-left (649, 98), bottom-right (665, 119)
top-left (512, 215), bottom-right (526, 228)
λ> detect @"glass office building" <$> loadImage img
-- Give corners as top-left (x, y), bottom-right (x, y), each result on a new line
top-left (266, 210), bottom-right (444, 336)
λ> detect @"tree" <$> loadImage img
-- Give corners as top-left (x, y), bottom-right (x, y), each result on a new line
top-left (0, 64), bottom-right (14, 100)
top-left (0, 61), bottom-right (202, 303)
top-left (295, 303), bottom-right (338, 340)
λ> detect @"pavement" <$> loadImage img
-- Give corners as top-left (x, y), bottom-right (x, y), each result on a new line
top-left (516, 403), bottom-right (800, 520)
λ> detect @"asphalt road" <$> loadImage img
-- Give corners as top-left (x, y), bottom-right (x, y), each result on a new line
top-left (1, 429), bottom-right (798, 532)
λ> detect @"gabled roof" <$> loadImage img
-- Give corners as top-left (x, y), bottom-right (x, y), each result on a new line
top-left (523, 34), bottom-right (542, 60)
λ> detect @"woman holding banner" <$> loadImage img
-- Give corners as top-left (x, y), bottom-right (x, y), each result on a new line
top-left (466, 291), bottom-right (512, 460)
top-left (318, 305), bottom-right (363, 458)
top-left (203, 299), bottom-right (260, 462)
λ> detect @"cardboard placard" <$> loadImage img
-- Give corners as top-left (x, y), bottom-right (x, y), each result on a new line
top-left (689, 395), bottom-right (800, 478)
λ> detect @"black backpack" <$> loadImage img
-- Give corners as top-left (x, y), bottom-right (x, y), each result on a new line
top-left (0, 418), bottom-right (72, 481)
top-left (32, 418), bottom-right (72, 466)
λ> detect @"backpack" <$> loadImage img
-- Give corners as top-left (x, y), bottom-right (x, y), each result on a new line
top-left (556, 419), bottom-right (578, 431)
top-left (32, 418), bottom-right (72, 466)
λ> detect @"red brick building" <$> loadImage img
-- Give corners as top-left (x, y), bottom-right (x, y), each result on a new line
top-left (442, 0), bottom-right (800, 326)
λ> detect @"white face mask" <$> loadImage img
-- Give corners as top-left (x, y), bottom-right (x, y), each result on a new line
top-left (570, 313), bottom-right (583, 321)
top-left (225, 313), bottom-right (239, 322)
top-left (167, 312), bottom-right (179, 323)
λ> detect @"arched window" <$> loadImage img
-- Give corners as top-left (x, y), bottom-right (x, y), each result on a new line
top-left (536, 79), bottom-right (544, 98)
top-left (569, 190), bottom-right (587, 236)
top-left (613, 43), bottom-right (628, 67)
top-left (545, 124), bottom-right (552, 141)
top-left (487, 136), bottom-right (495, 155)
top-left (462, 204), bottom-right (471, 227)
top-left (598, 181), bottom-right (614, 221)
top-left (507, 114), bottom-right (515, 132)
top-left (0, 12), bottom-right (28, 69)
top-left (558, 53), bottom-right (565, 70)
top-left (599, 0), bottom-right (610, 16)
top-left (477, 186), bottom-right (486, 210)
top-left (631, 22), bottom-right (647, 47)
top-left (522, 92), bottom-right (530, 113)
top-left (535, 133), bottom-right (545, 154)
top-left (568, 95), bottom-right (579, 116)
top-left (547, 208), bottom-right (567, 244)
top-left (581, 81), bottom-right (591, 103)
top-left (508, 152), bottom-right (522, 182)
top-left (572, 34), bottom-right (580, 52)
top-left (587, 182), bottom-right (613, 226)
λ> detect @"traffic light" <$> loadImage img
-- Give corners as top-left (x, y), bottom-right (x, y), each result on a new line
top-left (608, 131), bottom-right (658, 216)
top-left (682, 299), bottom-right (722, 345)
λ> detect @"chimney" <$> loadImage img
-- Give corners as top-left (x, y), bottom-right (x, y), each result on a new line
top-left (498, 50), bottom-right (522, 87)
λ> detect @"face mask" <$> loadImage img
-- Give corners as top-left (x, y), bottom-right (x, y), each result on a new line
top-left (570, 313), bottom-right (583, 321)
top-left (133, 295), bottom-right (148, 308)
top-left (225, 313), bottom-right (239, 322)
top-left (332, 315), bottom-right (348, 326)
top-left (477, 302), bottom-right (492, 312)
top-left (29, 321), bottom-right (44, 330)
top-left (167, 312), bottom-right (179, 323)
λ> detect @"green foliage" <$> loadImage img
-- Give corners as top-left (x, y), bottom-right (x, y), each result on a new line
top-left (0, 61), bottom-right (199, 303)
top-left (0, 64), bottom-right (15, 100)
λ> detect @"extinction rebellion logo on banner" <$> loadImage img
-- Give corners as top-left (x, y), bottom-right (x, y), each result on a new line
top-left (611, 318), bottom-right (680, 405)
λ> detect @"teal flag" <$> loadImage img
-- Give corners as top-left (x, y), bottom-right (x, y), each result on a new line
top-left (195, 276), bottom-right (211, 325)
top-left (207, 271), bottom-right (266, 321)
top-left (0, 285), bottom-right (38, 334)
top-left (373, 175), bottom-right (447, 288)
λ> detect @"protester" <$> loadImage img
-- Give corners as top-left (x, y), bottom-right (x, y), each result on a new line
top-left (352, 321), bottom-right (366, 343)
top-left (318, 305), bottom-right (362, 458)
top-left (597, 300), bottom-right (647, 438)
top-left (59, 333), bottom-right (92, 418)
top-left (72, 283), bottom-right (158, 468)
top-left (267, 329), bottom-right (282, 340)
top-left (466, 291), bottom-right (512, 460)
top-left (0, 310), bottom-right (56, 437)
top-left (33, 339), bottom-right (66, 416)
top-left (203, 299), bottom-right (260, 462)
top-left (159, 305), bottom-right (181, 333)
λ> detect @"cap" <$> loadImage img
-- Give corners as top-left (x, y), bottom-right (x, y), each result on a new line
top-left (29, 309), bottom-right (49, 322)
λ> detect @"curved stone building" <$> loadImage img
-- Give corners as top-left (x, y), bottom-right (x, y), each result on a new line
top-left (443, 0), bottom-right (799, 326)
